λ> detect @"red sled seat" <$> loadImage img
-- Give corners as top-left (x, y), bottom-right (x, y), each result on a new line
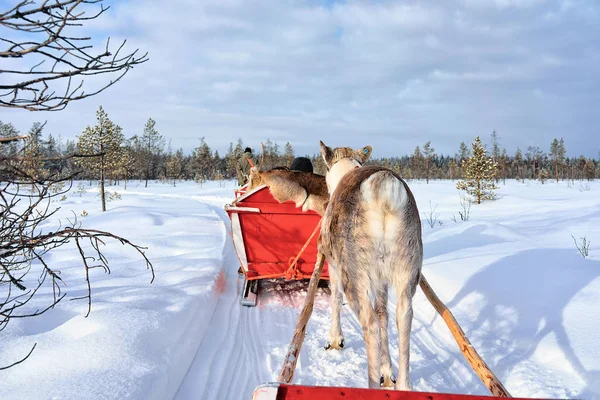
top-left (225, 184), bottom-right (329, 306)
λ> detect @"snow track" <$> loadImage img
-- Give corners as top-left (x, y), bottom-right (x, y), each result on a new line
top-left (174, 202), bottom-right (485, 399)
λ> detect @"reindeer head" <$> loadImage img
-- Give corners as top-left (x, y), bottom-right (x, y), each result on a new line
top-left (319, 140), bottom-right (372, 193)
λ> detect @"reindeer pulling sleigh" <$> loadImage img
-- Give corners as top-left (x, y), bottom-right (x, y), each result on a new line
top-left (225, 142), bottom-right (541, 400)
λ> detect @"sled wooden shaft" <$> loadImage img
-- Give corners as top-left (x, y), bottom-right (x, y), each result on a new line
top-left (419, 275), bottom-right (511, 398)
top-left (278, 252), bottom-right (326, 384)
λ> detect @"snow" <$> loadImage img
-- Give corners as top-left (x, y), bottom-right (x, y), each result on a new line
top-left (1, 179), bottom-right (600, 399)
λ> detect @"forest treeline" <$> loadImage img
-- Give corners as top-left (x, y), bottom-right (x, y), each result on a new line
top-left (2, 110), bottom-right (599, 185)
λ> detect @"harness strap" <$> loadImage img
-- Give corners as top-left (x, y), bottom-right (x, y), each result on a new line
top-left (285, 218), bottom-right (322, 280)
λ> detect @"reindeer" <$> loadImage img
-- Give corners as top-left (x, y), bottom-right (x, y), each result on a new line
top-left (317, 140), bottom-right (423, 391)
top-left (245, 144), bottom-right (421, 389)
top-left (246, 164), bottom-right (329, 216)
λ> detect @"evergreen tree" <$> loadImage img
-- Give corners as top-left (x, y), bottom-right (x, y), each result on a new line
top-left (456, 136), bottom-right (498, 204)
top-left (0, 120), bottom-right (20, 157)
top-left (550, 138), bottom-right (566, 183)
top-left (558, 138), bottom-right (566, 180)
top-left (422, 141), bottom-right (435, 184)
top-left (411, 146), bottom-right (424, 180)
top-left (166, 148), bottom-right (184, 186)
top-left (584, 159), bottom-right (595, 181)
top-left (141, 118), bottom-right (165, 187)
top-left (499, 148), bottom-right (509, 185)
top-left (491, 130), bottom-right (501, 183)
top-left (118, 142), bottom-right (137, 189)
top-left (283, 142), bottom-right (294, 166)
top-left (22, 122), bottom-right (47, 181)
top-left (491, 130), bottom-right (501, 162)
top-left (448, 159), bottom-right (457, 180)
top-left (526, 146), bottom-right (543, 179)
top-left (76, 106), bottom-right (124, 211)
top-left (513, 148), bottom-right (524, 183)
top-left (225, 142), bottom-right (236, 178)
top-left (193, 137), bottom-right (213, 181)
top-left (458, 141), bottom-right (470, 161)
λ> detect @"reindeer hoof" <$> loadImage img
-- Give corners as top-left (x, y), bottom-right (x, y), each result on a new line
top-left (380, 374), bottom-right (396, 388)
top-left (324, 338), bottom-right (344, 350)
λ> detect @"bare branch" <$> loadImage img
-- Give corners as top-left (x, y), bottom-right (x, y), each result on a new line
top-left (0, 0), bottom-right (148, 111)
top-left (0, 343), bottom-right (37, 371)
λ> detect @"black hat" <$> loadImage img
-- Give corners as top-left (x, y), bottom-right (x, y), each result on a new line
top-left (290, 157), bottom-right (313, 173)
top-left (244, 147), bottom-right (252, 153)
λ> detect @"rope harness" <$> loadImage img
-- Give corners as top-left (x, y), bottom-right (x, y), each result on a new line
top-left (285, 218), bottom-right (322, 280)
top-left (250, 217), bottom-right (322, 281)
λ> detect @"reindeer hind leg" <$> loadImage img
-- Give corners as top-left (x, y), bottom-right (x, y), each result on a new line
top-left (395, 283), bottom-right (415, 391)
top-left (344, 279), bottom-right (381, 389)
top-left (325, 265), bottom-right (345, 350)
top-left (375, 283), bottom-right (395, 387)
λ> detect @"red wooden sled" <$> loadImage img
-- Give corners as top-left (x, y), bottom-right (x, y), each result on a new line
top-left (225, 183), bottom-right (329, 306)
top-left (251, 383), bottom-right (539, 400)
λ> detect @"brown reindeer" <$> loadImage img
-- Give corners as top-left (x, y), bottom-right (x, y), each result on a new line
top-left (246, 167), bottom-right (329, 216)
top-left (318, 140), bottom-right (423, 390)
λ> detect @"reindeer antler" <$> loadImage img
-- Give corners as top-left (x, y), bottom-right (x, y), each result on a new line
top-left (259, 142), bottom-right (265, 170)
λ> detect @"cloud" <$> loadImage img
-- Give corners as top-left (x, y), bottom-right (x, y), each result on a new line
top-left (3, 0), bottom-right (599, 158)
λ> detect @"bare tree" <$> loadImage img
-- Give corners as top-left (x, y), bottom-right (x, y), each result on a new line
top-left (0, 159), bottom-right (154, 366)
top-left (1, 1), bottom-right (150, 369)
top-left (0, 0), bottom-right (148, 111)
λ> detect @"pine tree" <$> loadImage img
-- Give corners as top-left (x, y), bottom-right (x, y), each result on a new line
top-left (166, 148), bottom-right (184, 186)
top-left (22, 122), bottom-right (47, 182)
top-left (491, 130), bottom-right (501, 183)
top-left (411, 146), bottom-right (424, 180)
top-left (448, 159), bottom-right (457, 180)
top-left (0, 120), bottom-right (20, 157)
top-left (283, 142), bottom-right (294, 166)
top-left (514, 147), bottom-right (524, 183)
top-left (550, 138), bottom-right (565, 183)
top-left (422, 141), bottom-right (435, 184)
top-left (224, 142), bottom-right (235, 178)
top-left (526, 146), bottom-right (543, 179)
top-left (558, 138), bottom-right (566, 180)
top-left (584, 159), bottom-right (595, 181)
top-left (502, 148), bottom-right (510, 185)
top-left (76, 106), bottom-right (124, 212)
top-left (193, 137), bottom-right (213, 181)
top-left (456, 136), bottom-right (498, 204)
top-left (117, 144), bottom-right (136, 190)
top-left (457, 141), bottom-right (470, 177)
top-left (141, 118), bottom-right (165, 188)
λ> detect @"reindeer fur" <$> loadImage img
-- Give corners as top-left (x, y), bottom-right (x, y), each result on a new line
top-left (318, 141), bottom-right (423, 391)
top-left (247, 168), bottom-right (329, 216)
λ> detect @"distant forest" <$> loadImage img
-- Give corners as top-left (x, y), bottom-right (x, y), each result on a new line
top-left (2, 115), bottom-right (599, 185)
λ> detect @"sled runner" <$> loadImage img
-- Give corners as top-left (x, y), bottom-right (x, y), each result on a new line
top-left (225, 183), bottom-right (330, 306)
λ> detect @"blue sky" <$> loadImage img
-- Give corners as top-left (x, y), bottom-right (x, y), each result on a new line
top-left (1, 0), bottom-right (599, 158)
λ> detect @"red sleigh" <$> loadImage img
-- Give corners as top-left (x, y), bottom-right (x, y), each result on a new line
top-left (225, 183), bottom-right (329, 306)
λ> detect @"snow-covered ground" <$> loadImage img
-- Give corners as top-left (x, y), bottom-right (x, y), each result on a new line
top-left (1, 179), bottom-right (599, 400)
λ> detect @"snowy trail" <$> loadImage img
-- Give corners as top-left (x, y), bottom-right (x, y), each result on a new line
top-left (174, 202), bottom-right (482, 399)
top-left (174, 204), bottom-right (298, 399)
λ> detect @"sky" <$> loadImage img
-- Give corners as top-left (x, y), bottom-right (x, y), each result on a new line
top-left (1, 0), bottom-right (599, 158)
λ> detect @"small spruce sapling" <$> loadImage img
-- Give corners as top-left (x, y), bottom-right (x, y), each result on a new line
top-left (456, 136), bottom-right (498, 204)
